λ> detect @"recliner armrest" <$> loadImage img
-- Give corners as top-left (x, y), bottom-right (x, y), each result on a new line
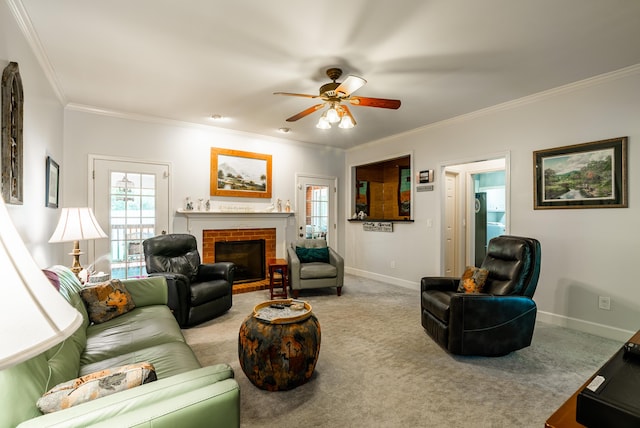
top-left (328, 248), bottom-right (344, 286)
top-left (421, 277), bottom-right (459, 292)
top-left (197, 262), bottom-right (235, 283)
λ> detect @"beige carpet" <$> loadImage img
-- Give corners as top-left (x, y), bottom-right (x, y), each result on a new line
top-left (182, 275), bottom-right (622, 427)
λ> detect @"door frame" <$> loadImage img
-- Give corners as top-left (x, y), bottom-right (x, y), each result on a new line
top-left (439, 151), bottom-right (510, 274)
top-left (87, 154), bottom-right (173, 265)
top-left (295, 173), bottom-right (338, 249)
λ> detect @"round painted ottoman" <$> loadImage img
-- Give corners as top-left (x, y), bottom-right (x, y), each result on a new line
top-left (238, 299), bottom-right (321, 391)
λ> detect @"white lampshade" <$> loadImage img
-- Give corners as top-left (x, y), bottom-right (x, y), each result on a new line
top-left (325, 106), bottom-right (340, 124)
top-left (0, 199), bottom-right (83, 369)
top-left (339, 115), bottom-right (355, 129)
top-left (48, 207), bottom-right (108, 243)
top-left (316, 116), bottom-right (331, 129)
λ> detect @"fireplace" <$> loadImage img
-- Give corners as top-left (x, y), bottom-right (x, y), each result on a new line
top-left (215, 239), bottom-right (266, 283)
top-left (202, 227), bottom-right (276, 285)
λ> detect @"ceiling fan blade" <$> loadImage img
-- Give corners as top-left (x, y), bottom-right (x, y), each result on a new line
top-left (335, 75), bottom-right (367, 97)
top-left (349, 96), bottom-right (401, 109)
top-left (273, 91), bottom-right (319, 99)
top-left (285, 104), bottom-right (325, 122)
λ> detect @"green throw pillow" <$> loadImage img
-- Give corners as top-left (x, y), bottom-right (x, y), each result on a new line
top-left (37, 362), bottom-right (157, 414)
top-left (295, 246), bottom-right (330, 263)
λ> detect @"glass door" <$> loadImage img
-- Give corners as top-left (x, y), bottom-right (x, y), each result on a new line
top-left (296, 175), bottom-right (337, 248)
top-left (90, 157), bottom-right (170, 279)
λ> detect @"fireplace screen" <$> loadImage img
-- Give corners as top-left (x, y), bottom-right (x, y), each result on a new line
top-left (215, 239), bottom-right (265, 283)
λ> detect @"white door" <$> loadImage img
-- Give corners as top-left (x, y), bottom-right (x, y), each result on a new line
top-left (90, 157), bottom-right (170, 279)
top-left (444, 171), bottom-right (460, 276)
top-left (295, 175), bottom-right (337, 249)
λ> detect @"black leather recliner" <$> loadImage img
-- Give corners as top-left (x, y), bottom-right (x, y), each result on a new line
top-left (143, 233), bottom-right (235, 328)
top-left (421, 235), bottom-right (541, 356)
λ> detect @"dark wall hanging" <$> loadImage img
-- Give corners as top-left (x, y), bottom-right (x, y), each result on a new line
top-left (2, 62), bottom-right (24, 205)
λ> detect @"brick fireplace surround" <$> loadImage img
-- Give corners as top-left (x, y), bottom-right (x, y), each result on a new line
top-left (202, 228), bottom-right (276, 293)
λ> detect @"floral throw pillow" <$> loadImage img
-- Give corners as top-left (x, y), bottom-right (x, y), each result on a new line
top-left (80, 279), bottom-right (136, 324)
top-left (457, 266), bottom-right (489, 294)
top-left (37, 362), bottom-right (156, 414)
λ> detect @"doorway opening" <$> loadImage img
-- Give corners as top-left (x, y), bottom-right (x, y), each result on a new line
top-left (441, 155), bottom-right (508, 275)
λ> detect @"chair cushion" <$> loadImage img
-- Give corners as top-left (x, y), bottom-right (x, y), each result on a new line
top-left (80, 279), bottom-right (136, 324)
top-left (296, 246), bottom-right (330, 263)
top-left (37, 362), bottom-right (156, 414)
top-left (300, 262), bottom-right (337, 280)
top-left (457, 266), bottom-right (489, 293)
top-left (422, 290), bottom-right (456, 323)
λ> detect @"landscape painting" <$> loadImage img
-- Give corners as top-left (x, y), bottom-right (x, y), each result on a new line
top-left (210, 148), bottom-right (272, 198)
top-left (534, 137), bottom-right (627, 209)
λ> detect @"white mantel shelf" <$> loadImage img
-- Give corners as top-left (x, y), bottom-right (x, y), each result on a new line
top-left (175, 210), bottom-right (295, 258)
top-left (176, 210), bottom-right (294, 218)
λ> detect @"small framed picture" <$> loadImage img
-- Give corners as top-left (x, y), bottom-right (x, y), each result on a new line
top-left (45, 156), bottom-right (59, 208)
top-left (419, 170), bottom-right (433, 183)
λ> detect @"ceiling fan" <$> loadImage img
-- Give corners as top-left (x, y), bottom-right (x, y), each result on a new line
top-left (274, 68), bottom-right (401, 129)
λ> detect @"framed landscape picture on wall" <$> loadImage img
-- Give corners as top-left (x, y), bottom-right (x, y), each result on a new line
top-left (210, 148), bottom-right (272, 198)
top-left (533, 137), bottom-right (628, 209)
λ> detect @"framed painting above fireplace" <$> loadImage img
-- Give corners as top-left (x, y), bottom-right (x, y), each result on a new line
top-left (210, 148), bottom-right (272, 198)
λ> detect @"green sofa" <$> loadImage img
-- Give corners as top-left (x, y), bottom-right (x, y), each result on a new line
top-left (0, 266), bottom-right (240, 427)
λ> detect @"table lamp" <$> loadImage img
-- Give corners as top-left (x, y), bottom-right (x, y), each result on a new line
top-left (0, 198), bottom-right (83, 369)
top-left (48, 207), bottom-right (108, 277)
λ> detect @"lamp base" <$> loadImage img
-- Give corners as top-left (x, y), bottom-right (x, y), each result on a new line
top-left (69, 240), bottom-right (84, 278)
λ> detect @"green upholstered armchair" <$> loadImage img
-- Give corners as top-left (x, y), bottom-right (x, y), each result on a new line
top-left (287, 238), bottom-right (344, 298)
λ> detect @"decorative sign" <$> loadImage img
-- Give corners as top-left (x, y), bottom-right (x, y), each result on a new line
top-left (363, 221), bottom-right (393, 232)
top-left (416, 184), bottom-right (434, 192)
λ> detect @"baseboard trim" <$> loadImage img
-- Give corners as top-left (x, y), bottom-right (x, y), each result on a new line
top-left (346, 267), bottom-right (418, 290)
top-left (537, 311), bottom-right (634, 342)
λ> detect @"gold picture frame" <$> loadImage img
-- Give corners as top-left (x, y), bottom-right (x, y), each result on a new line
top-left (210, 148), bottom-right (272, 198)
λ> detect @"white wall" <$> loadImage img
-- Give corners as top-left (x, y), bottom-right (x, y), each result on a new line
top-left (345, 66), bottom-right (640, 340)
top-left (1, 1), bottom-right (65, 267)
top-left (62, 109), bottom-right (346, 257)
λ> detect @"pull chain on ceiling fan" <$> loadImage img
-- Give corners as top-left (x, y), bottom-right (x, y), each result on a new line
top-left (274, 68), bottom-right (401, 129)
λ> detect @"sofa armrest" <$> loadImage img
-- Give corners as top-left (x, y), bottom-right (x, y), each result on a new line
top-left (123, 276), bottom-right (169, 307)
top-left (420, 276), bottom-right (459, 292)
top-left (148, 272), bottom-right (191, 327)
top-left (17, 365), bottom-right (239, 428)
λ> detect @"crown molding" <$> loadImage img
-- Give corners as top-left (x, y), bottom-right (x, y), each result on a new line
top-left (6, 0), bottom-right (67, 105)
top-left (349, 63), bottom-right (640, 152)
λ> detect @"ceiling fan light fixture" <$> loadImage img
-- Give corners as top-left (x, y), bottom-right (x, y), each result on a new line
top-left (338, 115), bottom-right (354, 129)
top-left (326, 105), bottom-right (340, 124)
top-left (316, 116), bottom-right (331, 129)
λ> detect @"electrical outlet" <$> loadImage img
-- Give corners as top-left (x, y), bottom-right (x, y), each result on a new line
top-left (598, 296), bottom-right (611, 311)
top-left (390, 261), bottom-right (396, 269)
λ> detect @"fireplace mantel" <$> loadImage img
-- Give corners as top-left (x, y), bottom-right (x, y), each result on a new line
top-left (176, 210), bottom-right (295, 258)
top-left (177, 209), bottom-right (294, 219)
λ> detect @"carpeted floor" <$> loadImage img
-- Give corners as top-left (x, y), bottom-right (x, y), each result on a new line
top-left (182, 274), bottom-right (623, 427)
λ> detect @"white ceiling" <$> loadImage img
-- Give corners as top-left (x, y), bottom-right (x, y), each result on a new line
top-left (15, 0), bottom-right (640, 149)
